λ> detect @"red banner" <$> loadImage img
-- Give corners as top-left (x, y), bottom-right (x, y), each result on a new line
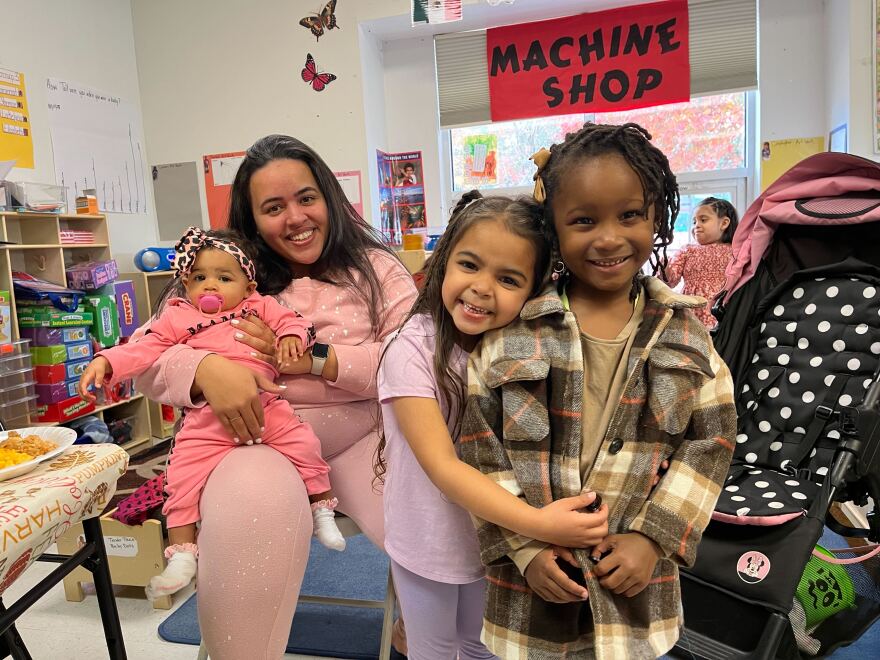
top-left (487, 0), bottom-right (690, 122)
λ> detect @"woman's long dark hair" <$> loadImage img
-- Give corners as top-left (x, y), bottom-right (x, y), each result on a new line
top-left (373, 191), bottom-right (551, 485)
top-left (228, 134), bottom-right (396, 329)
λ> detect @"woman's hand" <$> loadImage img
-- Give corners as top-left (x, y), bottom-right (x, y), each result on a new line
top-left (529, 492), bottom-right (609, 548)
top-left (280, 348), bottom-right (314, 375)
top-left (194, 354), bottom-right (285, 443)
top-left (230, 314), bottom-right (277, 367)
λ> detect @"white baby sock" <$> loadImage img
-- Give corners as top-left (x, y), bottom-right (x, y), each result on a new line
top-left (311, 499), bottom-right (346, 551)
top-left (146, 543), bottom-right (198, 601)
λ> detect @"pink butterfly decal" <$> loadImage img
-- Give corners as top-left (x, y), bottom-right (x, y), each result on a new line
top-left (301, 53), bottom-right (337, 92)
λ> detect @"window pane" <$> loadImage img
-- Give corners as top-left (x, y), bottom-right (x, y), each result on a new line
top-left (597, 94), bottom-right (746, 173)
top-left (450, 93), bottom-right (746, 191)
top-left (671, 191), bottom-right (734, 253)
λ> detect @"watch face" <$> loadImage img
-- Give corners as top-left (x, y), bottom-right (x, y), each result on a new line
top-left (312, 343), bottom-right (330, 359)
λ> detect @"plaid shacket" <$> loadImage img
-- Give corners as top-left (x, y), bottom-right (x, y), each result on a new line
top-left (461, 277), bottom-right (736, 660)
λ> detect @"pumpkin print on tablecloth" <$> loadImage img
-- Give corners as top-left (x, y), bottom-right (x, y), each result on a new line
top-left (0, 549), bottom-right (32, 594)
top-left (48, 450), bottom-right (96, 471)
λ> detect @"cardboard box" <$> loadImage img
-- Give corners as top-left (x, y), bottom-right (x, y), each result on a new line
top-left (35, 380), bottom-right (80, 404)
top-left (83, 294), bottom-right (120, 348)
top-left (75, 189), bottom-right (99, 215)
top-left (18, 326), bottom-right (89, 346)
top-left (66, 260), bottom-right (119, 290)
top-left (35, 395), bottom-right (95, 423)
top-left (17, 306), bottom-right (93, 328)
top-left (34, 358), bottom-right (91, 384)
top-left (112, 280), bottom-right (140, 337)
top-left (30, 341), bottom-right (92, 365)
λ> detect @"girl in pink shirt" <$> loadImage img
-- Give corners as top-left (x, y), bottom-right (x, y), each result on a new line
top-left (664, 197), bottom-right (739, 329)
top-left (80, 228), bottom-right (345, 601)
top-left (377, 192), bottom-right (609, 659)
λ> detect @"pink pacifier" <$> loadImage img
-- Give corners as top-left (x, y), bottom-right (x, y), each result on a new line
top-left (197, 294), bottom-right (223, 315)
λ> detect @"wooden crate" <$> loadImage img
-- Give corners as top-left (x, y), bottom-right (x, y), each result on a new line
top-left (56, 507), bottom-right (171, 609)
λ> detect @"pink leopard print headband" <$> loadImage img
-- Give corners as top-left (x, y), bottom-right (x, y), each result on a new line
top-left (173, 226), bottom-right (257, 283)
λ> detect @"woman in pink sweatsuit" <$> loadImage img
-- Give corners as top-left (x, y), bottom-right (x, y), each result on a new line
top-left (132, 135), bottom-right (417, 660)
top-left (81, 227), bottom-right (346, 602)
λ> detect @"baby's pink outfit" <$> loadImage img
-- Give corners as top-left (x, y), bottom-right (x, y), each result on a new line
top-left (99, 292), bottom-right (330, 527)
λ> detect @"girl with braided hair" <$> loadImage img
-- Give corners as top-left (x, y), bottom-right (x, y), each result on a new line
top-left (663, 196), bottom-right (739, 328)
top-left (460, 122), bottom-right (736, 658)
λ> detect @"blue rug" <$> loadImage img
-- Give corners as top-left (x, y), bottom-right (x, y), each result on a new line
top-left (158, 534), bottom-right (390, 659)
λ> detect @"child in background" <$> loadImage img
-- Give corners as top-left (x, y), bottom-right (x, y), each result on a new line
top-left (79, 227), bottom-right (345, 601)
top-left (664, 196), bottom-right (739, 328)
top-left (377, 191), bottom-right (609, 660)
top-left (462, 123), bottom-right (736, 659)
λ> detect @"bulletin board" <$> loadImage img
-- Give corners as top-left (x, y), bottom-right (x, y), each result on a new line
top-left (203, 151), bottom-right (245, 229)
top-left (760, 137), bottom-right (825, 191)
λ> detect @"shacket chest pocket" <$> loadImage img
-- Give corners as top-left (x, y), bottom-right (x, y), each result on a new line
top-left (642, 343), bottom-right (712, 439)
top-left (484, 358), bottom-right (551, 443)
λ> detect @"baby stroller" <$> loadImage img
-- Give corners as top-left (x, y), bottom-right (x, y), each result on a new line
top-left (675, 153), bottom-right (880, 659)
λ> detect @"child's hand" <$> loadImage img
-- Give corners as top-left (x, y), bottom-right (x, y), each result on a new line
top-left (78, 357), bottom-right (113, 402)
top-left (276, 337), bottom-right (304, 366)
top-left (532, 492), bottom-right (608, 548)
top-left (592, 532), bottom-right (663, 597)
top-left (524, 546), bottom-right (589, 603)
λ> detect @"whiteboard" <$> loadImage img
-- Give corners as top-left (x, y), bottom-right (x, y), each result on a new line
top-left (47, 78), bottom-right (149, 214)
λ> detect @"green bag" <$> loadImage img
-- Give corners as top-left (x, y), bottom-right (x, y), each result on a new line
top-left (795, 544), bottom-right (856, 628)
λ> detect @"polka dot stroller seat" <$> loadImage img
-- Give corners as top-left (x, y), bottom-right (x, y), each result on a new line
top-left (713, 265), bottom-right (880, 526)
top-left (676, 153), bottom-right (880, 660)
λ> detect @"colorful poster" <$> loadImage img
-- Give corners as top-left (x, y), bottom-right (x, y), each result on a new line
top-left (486, 0), bottom-right (690, 122)
top-left (47, 78), bottom-right (149, 214)
top-left (412, 0), bottom-right (462, 26)
top-left (376, 150), bottom-right (427, 246)
top-left (463, 134), bottom-right (497, 186)
top-left (333, 170), bottom-right (364, 218)
top-left (0, 67), bottom-right (34, 169)
top-left (760, 137), bottom-right (825, 191)
top-left (203, 151), bottom-right (245, 229)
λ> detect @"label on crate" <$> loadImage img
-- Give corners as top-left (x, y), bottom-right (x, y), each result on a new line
top-left (104, 536), bottom-right (138, 557)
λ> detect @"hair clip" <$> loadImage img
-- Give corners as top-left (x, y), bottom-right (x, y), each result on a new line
top-left (530, 148), bottom-right (552, 202)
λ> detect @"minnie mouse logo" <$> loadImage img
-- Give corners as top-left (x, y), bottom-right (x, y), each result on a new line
top-left (737, 551), bottom-right (771, 584)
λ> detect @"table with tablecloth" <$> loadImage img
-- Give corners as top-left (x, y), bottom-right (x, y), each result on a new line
top-left (0, 444), bottom-right (129, 596)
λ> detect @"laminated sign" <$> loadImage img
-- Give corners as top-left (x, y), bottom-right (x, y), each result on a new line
top-left (487, 0), bottom-right (690, 122)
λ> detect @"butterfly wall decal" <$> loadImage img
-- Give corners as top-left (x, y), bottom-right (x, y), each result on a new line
top-left (301, 53), bottom-right (337, 92)
top-left (299, 0), bottom-right (339, 42)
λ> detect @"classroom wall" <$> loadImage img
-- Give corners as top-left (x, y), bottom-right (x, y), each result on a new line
top-left (380, 36), bottom-right (444, 232)
top-left (759, 0), bottom-right (827, 144)
top-left (0, 0), bottom-right (157, 269)
top-left (130, 0), bottom-right (412, 234)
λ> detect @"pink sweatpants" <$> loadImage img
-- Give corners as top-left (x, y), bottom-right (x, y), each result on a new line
top-left (164, 392), bottom-right (331, 527)
top-left (196, 434), bottom-right (384, 660)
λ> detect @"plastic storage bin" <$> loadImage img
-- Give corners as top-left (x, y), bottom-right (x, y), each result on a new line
top-left (8, 181), bottom-right (66, 213)
top-left (0, 340), bottom-right (32, 375)
top-left (0, 380), bottom-right (36, 405)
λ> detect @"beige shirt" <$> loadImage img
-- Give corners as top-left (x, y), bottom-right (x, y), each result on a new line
top-left (510, 292), bottom-right (646, 575)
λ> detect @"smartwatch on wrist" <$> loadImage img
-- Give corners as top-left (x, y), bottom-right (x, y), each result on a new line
top-left (310, 343), bottom-right (330, 376)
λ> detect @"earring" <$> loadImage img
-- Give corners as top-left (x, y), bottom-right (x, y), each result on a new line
top-left (551, 260), bottom-right (566, 282)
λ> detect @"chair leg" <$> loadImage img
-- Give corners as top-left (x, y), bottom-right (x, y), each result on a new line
top-left (0, 600), bottom-right (32, 660)
top-left (82, 517), bottom-right (127, 659)
top-left (379, 570), bottom-right (396, 660)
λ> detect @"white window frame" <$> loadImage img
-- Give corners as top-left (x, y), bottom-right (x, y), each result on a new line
top-left (439, 91), bottom-right (757, 228)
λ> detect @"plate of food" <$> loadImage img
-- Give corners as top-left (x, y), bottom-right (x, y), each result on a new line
top-left (0, 427), bottom-right (78, 482)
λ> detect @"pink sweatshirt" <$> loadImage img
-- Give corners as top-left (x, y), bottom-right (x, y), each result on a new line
top-left (132, 250), bottom-right (418, 456)
top-left (100, 292), bottom-right (314, 384)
